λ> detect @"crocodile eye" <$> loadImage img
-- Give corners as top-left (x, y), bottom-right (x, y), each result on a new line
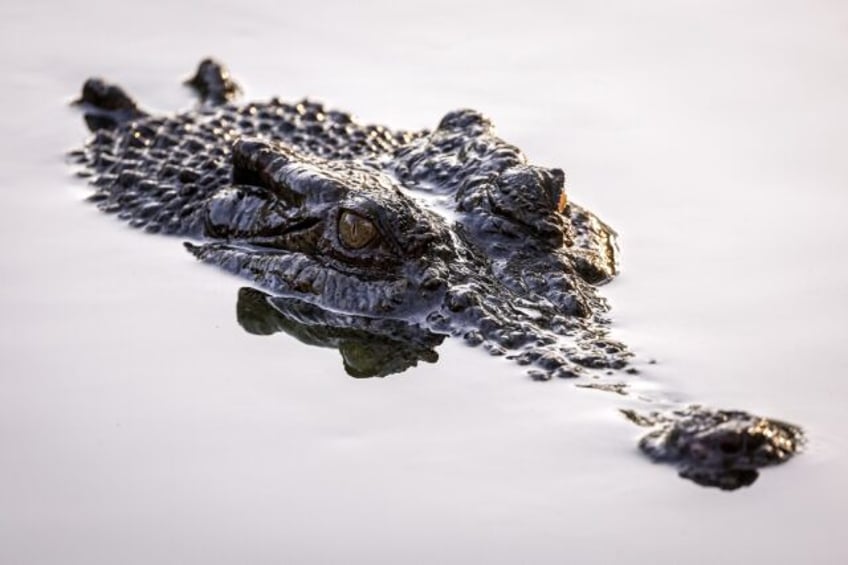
top-left (338, 210), bottom-right (378, 249)
top-left (557, 191), bottom-right (568, 213)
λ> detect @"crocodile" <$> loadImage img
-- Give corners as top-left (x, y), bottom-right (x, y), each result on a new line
top-left (68, 59), bottom-right (803, 490)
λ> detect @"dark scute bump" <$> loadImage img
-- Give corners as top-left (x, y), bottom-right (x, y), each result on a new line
top-left (185, 58), bottom-right (242, 104)
top-left (437, 109), bottom-right (493, 133)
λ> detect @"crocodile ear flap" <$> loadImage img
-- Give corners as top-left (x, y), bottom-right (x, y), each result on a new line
top-left (231, 138), bottom-right (294, 190)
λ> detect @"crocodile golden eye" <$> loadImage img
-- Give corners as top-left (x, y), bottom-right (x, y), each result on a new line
top-left (338, 210), bottom-right (378, 249)
top-left (557, 191), bottom-right (568, 213)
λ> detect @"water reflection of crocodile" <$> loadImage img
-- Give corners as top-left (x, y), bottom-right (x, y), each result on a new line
top-left (68, 59), bottom-right (803, 490)
top-left (237, 287), bottom-right (443, 379)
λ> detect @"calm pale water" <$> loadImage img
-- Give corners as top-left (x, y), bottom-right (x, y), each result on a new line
top-left (1, 1), bottom-right (847, 563)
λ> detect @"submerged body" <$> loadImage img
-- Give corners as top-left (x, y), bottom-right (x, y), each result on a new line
top-left (69, 59), bottom-right (802, 489)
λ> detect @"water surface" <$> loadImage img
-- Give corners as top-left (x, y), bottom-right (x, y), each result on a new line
top-left (1, 1), bottom-right (846, 563)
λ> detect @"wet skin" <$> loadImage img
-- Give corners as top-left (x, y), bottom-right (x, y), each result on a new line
top-left (69, 59), bottom-right (803, 490)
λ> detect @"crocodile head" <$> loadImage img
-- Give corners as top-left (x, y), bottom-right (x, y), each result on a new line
top-left (70, 60), bottom-right (805, 491)
top-left (188, 138), bottom-right (459, 319)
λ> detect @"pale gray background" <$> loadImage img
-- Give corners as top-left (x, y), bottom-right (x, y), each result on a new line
top-left (1, 1), bottom-right (846, 563)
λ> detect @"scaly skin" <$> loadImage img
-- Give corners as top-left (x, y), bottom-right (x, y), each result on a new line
top-left (68, 59), bottom-right (803, 490)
